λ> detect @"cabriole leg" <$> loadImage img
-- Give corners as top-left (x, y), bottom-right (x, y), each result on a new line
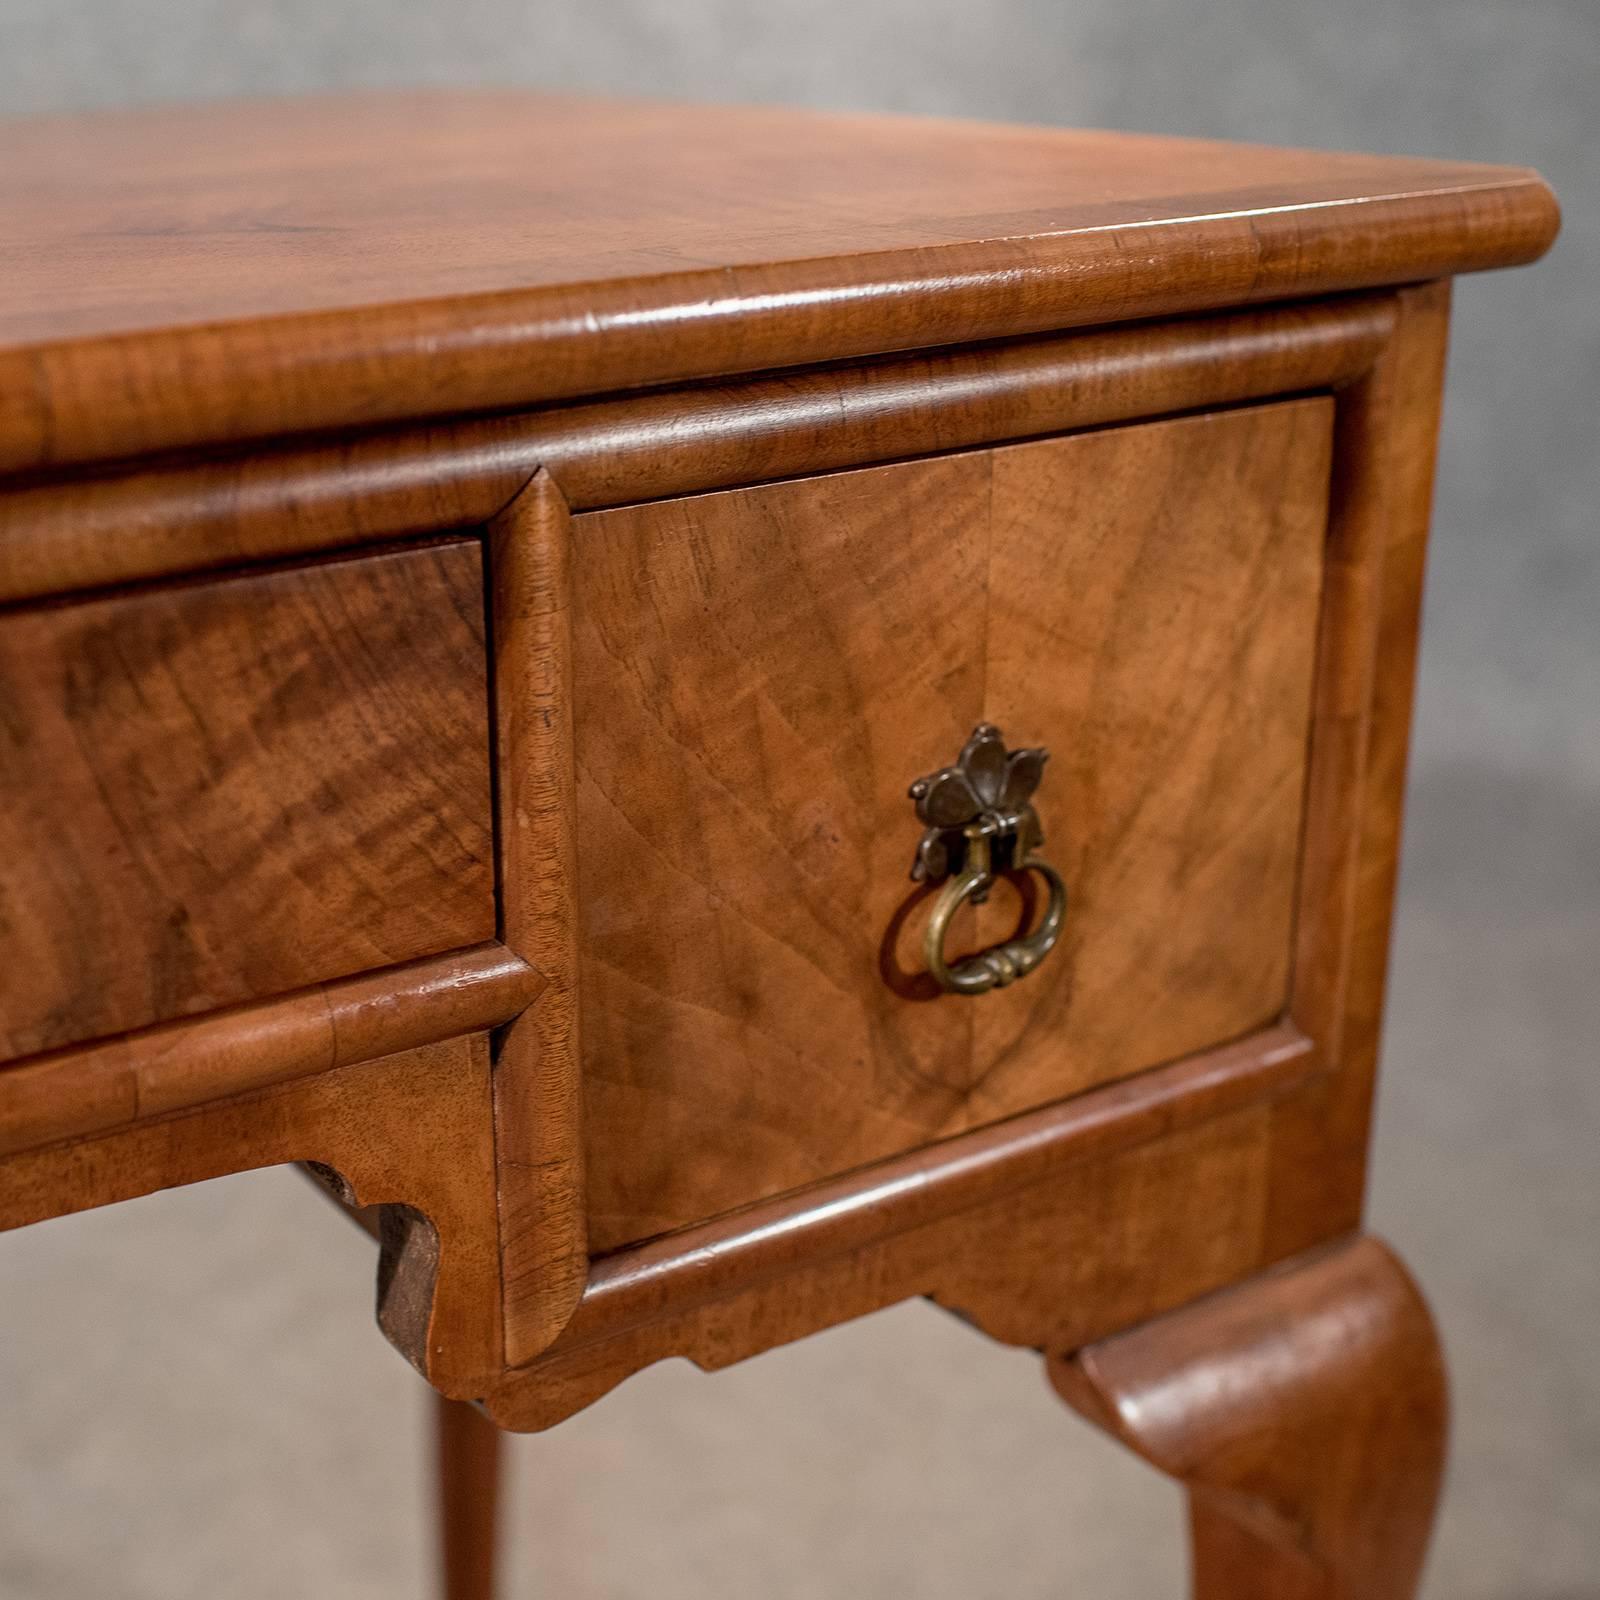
top-left (1050, 1235), bottom-right (1448, 1600)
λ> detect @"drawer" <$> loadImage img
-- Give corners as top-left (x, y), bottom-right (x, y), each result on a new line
top-left (0, 540), bottom-right (495, 1059)
top-left (574, 399), bottom-right (1334, 1249)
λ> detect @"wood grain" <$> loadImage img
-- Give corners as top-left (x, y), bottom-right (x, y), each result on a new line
top-left (1052, 1235), bottom-right (1448, 1600)
top-left (0, 91), bottom-right (1555, 1596)
top-left (487, 473), bottom-right (589, 1363)
top-left (478, 289), bottom-right (1465, 1446)
top-left (0, 1036), bottom-right (504, 1397)
top-left (0, 92), bottom-right (1556, 473)
top-left (572, 400), bottom-right (1329, 1250)
top-left (0, 943), bottom-right (539, 1158)
top-left (0, 296), bottom-right (1393, 607)
top-left (0, 540), bottom-right (495, 1059)
top-left (1263, 281), bottom-right (1459, 1257)
top-left (558, 1023), bottom-right (1309, 1350)
top-left (0, 294), bottom-right (1469, 1466)
top-left (487, 1096), bottom-right (1282, 1431)
top-left (571, 441), bottom-right (984, 1249)
top-left (973, 399), bottom-right (1331, 1112)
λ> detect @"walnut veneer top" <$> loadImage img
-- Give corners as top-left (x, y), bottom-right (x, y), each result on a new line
top-left (0, 91), bottom-right (1557, 471)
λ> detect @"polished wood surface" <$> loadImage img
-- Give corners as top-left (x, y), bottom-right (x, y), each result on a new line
top-left (1263, 280), bottom-right (1457, 1260)
top-left (0, 91), bottom-right (1558, 1600)
top-left (479, 285), bottom-right (1448, 1425)
top-left (0, 540), bottom-right (495, 1060)
top-left (435, 1398), bottom-right (504, 1600)
top-left (490, 1099), bottom-right (1284, 1433)
top-left (485, 1022), bottom-right (1312, 1429)
top-left (487, 473), bottom-right (588, 1363)
top-left (976, 400), bottom-right (1329, 1108)
top-left (0, 295), bottom-right (1391, 606)
top-left (1053, 1235), bottom-right (1448, 1599)
top-left (0, 944), bottom-right (538, 1159)
top-left (572, 400), bottom-right (1328, 1249)
top-left (0, 92), bottom-right (1556, 473)
top-left (0, 1036), bottom-right (504, 1396)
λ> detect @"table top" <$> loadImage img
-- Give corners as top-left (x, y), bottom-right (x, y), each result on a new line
top-left (0, 90), bottom-right (1558, 472)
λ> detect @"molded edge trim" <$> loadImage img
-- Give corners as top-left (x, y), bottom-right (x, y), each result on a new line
top-left (0, 295), bottom-right (1395, 605)
top-left (546, 1021), bottom-right (1314, 1353)
top-left (0, 173), bottom-right (1555, 476)
top-left (0, 942), bottom-right (541, 1158)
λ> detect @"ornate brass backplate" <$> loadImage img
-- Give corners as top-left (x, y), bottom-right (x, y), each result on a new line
top-left (907, 723), bottom-right (1067, 996)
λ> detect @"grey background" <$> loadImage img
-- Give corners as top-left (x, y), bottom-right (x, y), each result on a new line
top-left (1, 3), bottom-right (1595, 1597)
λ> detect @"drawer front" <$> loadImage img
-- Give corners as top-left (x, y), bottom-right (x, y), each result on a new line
top-left (0, 540), bottom-right (495, 1059)
top-left (576, 399), bottom-right (1332, 1249)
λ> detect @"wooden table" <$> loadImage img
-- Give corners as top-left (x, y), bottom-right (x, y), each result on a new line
top-left (0, 91), bottom-right (1558, 1599)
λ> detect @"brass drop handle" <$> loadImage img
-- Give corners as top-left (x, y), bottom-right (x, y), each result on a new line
top-left (907, 723), bottom-right (1069, 997)
top-left (923, 823), bottom-right (1068, 995)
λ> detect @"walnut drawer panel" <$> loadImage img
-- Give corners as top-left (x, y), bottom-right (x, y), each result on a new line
top-left (574, 398), bottom-right (1333, 1250)
top-left (0, 540), bottom-right (495, 1059)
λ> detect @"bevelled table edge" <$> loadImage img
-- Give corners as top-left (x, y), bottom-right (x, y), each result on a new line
top-left (0, 157), bottom-right (1557, 477)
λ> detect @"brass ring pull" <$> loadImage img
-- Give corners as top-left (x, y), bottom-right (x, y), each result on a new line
top-left (923, 825), bottom-right (1068, 995)
top-left (907, 723), bottom-right (1070, 998)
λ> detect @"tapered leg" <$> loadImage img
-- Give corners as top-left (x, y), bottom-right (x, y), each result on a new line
top-left (1049, 1235), bottom-right (1448, 1600)
top-left (435, 1395), bottom-right (504, 1600)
